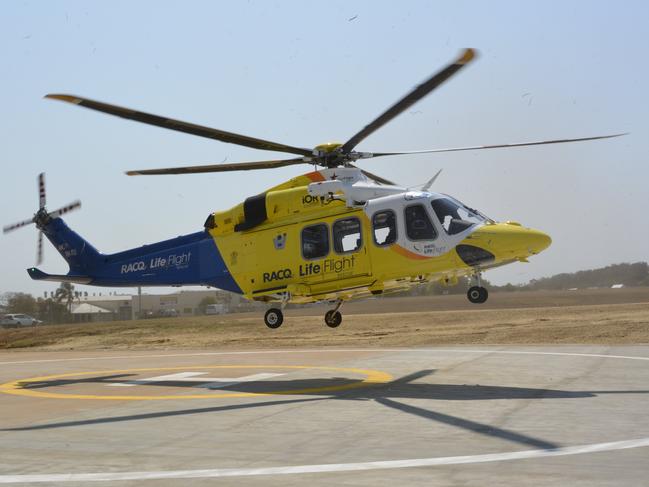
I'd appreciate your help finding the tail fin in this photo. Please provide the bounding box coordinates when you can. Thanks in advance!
[41,217,102,275]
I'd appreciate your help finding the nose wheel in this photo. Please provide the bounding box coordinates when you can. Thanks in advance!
[467,271,488,304]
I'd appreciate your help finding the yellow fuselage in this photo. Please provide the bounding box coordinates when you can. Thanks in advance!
[207,170,551,303]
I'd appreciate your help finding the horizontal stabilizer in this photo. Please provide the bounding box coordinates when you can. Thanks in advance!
[27,267,93,284]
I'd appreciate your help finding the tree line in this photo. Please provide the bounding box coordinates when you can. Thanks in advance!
[390,261,649,296]
[524,262,649,291]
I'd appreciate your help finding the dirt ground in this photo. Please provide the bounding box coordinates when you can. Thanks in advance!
[1,288,647,351]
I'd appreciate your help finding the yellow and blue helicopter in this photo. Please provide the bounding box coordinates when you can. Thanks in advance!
[4,49,622,328]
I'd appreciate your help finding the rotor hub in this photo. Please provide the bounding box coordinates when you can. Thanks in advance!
[311,142,364,168]
[33,207,51,229]
[312,142,343,155]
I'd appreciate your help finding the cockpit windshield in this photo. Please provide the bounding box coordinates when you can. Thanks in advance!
[431,196,486,235]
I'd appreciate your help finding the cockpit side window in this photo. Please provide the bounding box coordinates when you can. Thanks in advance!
[302,223,329,260]
[431,197,483,235]
[404,204,437,241]
[372,210,397,246]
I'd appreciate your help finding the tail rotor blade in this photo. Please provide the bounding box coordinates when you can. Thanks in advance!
[50,200,81,218]
[36,231,44,266]
[38,172,46,209]
[3,218,34,234]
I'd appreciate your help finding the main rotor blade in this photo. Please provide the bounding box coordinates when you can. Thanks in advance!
[45,94,313,157]
[341,48,477,154]
[369,133,627,158]
[38,172,46,209]
[3,219,34,234]
[50,200,81,218]
[126,157,308,176]
[36,231,43,266]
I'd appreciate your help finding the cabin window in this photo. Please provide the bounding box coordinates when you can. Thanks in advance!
[372,210,397,246]
[333,218,362,254]
[404,204,437,241]
[302,223,329,259]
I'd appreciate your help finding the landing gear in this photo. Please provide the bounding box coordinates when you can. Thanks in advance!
[324,299,344,328]
[467,286,488,304]
[264,292,290,329]
[264,308,283,329]
[467,271,488,304]
[325,310,343,328]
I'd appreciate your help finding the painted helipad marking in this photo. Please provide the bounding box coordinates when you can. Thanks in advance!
[0,437,647,483]
[107,372,284,389]
[0,365,393,400]
[1,348,649,366]
[0,348,648,483]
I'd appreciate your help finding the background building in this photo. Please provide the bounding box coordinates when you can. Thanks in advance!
[72,289,250,321]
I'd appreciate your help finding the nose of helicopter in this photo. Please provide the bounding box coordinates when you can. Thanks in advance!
[525,227,552,255]
[460,222,551,265]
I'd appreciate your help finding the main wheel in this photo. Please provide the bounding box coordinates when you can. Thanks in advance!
[467,286,488,304]
[478,286,488,303]
[264,308,283,329]
[324,310,342,328]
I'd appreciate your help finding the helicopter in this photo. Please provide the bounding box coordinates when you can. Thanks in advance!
[4,48,623,328]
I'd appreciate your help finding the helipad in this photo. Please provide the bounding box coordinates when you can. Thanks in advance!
[0,347,647,485]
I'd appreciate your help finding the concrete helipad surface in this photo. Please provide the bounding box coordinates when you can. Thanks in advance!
[0,347,648,485]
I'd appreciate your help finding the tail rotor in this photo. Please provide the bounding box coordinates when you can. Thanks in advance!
[3,173,81,266]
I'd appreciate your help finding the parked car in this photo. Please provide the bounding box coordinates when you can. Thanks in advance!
[0,314,42,327]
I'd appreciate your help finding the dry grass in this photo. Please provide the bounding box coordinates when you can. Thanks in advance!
[1,289,648,350]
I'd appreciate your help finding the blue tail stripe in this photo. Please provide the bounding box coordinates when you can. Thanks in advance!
[36,218,242,294]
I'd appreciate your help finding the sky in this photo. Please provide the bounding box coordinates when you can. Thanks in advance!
[1,0,647,298]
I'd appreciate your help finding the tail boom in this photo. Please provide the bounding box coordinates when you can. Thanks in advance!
[31,218,241,293]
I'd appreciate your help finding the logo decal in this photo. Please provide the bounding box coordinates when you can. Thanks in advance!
[300,255,356,276]
[120,252,192,274]
[121,261,146,274]
[273,233,287,250]
[263,268,293,282]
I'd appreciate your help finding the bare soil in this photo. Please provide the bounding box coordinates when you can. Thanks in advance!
[1,288,647,351]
